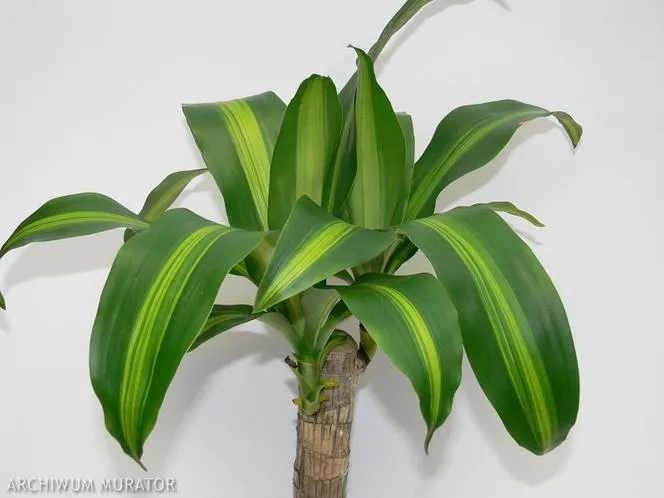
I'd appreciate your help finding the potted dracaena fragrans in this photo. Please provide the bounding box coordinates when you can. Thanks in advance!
[0,1,582,496]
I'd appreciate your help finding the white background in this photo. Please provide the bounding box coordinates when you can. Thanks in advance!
[1,0,662,496]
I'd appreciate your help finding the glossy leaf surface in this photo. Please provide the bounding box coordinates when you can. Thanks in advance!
[402,206,579,454]
[269,75,342,229]
[89,209,263,466]
[347,48,406,229]
[255,196,393,312]
[183,92,286,230]
[0,193,148,258]
[336,273,462,450]
[407,100,583,220]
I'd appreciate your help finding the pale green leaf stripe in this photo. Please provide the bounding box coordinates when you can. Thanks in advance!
[257,221,354,310]
[366,282,442,432]
[202,313,248,333]
[119,225,228,454]
[217,100,271,229]
[417,217,555,448]
[408,109,546,218]
[1,212,149,256]
[294,78,338,203]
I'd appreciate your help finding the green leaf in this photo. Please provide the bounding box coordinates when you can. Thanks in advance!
[368,0,436,61]
[0,193,149,258]
[338,0,437,105]
[321,110,357,216]
[402,206,579,454]
[336,273,463,451]
[407,100,583,220]
[333,0,438,215]
[189,304,263,352]
[471,201,544,227]
[394,112,416,224]
[254,196,393,312]
[0,290,5,311]
[299,287,342,355]
[269,75,343,229]
[347,47,406,229]
[124,169,207,242]
[183,92,286,230]
[89,209,263,467]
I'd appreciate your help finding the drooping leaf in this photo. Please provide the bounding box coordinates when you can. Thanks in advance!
[269,75,343,229]
[0,193,149,258]
[124,169,207,242]
[336,273,463,450]
[189,304,264,352]
[407,100,583,220]
[0,290,5,310]
[402,206,580,454]
[254,196,393,312]
[89,209,263,466]
[470,201,544,227]
[347,47,406,229]
[183,92,286,230]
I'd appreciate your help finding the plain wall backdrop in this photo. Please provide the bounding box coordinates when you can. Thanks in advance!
[1,0,662,496]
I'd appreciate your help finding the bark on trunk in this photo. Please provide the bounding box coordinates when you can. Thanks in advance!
[293,336,363,498]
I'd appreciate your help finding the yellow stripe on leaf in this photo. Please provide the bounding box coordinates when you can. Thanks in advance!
[217,100,271,229]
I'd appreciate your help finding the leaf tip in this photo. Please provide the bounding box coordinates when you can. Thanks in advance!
[424,428,435,455]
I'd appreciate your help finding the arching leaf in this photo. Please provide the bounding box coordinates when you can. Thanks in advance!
[337,273,462,451]
[189,304,263,351]
[0,193,148,258]
[89,209,263,467]
[407,100,582,220]
[125,169,207,241]
[402,206,579,454]
[255,196,393,312]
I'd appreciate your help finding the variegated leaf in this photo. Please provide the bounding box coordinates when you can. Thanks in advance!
[269,75,342,229]
[0,193,148,258]
[254,196,393,312]
[347,47,406,229]
[402,206,579,454]
[407,100,582,220]
[183,92,286,230]
[89,209,263,466]
[336,273,462,450]
[189,304,263,352]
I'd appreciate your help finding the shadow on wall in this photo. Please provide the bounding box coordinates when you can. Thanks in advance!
[364,351,573,488]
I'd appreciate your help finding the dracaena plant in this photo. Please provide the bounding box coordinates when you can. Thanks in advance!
[0,1,582,496]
